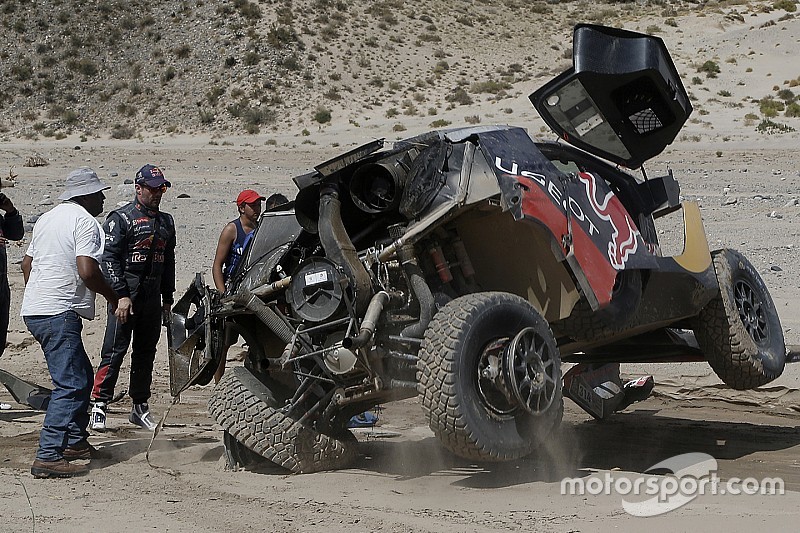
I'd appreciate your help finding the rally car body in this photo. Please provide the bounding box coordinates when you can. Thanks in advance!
[167,24,785,472]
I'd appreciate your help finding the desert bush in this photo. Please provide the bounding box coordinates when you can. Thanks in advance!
[67,58,98,76]
[279,54,301,71]
[207,86,225,106]
[757,119,795,133]
[470,80,512,94]
[446,87,473,105]
[62,109,79,125]
[10,58,33,82]
[785,102,800,117]
[697,60,720,78]
[234,0,262,20]
[760,97,785,117]
[268,25,299,47]
[244,51,261,66]
[430,119,451,128]
[718,90,731,97]
[456,15,473,26]
[199,109,215,124]
[776,88,796,101]
[418,33,441,43]
[173,45,191,59]
[773,0,797,12]
[392,123,406,132]
[324,87,342,100]
[464,115,480,124]
[386,108,399,118]
[161,66,177,84]
[110,124,136,139]
[313,106,332,124]
[691,77,703,85]
[357,53,371,68]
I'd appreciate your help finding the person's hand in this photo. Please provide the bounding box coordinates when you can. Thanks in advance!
[115,297,133,324]
[0,192,15,213]
[161,303,173,327]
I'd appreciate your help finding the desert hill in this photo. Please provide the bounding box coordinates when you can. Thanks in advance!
[1,0,799,144]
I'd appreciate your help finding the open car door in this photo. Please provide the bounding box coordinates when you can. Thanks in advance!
[167,273,219,395]
[529,24,692,169]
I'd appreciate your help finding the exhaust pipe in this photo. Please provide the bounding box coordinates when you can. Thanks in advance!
[318,183,372,314]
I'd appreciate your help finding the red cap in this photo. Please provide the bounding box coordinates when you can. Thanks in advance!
[236,189,265,206]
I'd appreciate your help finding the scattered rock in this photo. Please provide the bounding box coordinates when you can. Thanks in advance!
[123,178,133,184]
[24,155,48,167]
[177,193,191,199]
[784,199,799,207]
[111,172,119,177]
[722,198,737,206]
[117,184,135,197]
[74,146,81,150]
[770,265,783,272]
[26,215,39,224]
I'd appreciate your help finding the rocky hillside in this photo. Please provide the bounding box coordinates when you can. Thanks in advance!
[1,0,798,141]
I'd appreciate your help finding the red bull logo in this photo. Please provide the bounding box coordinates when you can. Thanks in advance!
[576,171,639,269]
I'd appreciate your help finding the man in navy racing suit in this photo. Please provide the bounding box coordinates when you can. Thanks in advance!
[90,164,176,431]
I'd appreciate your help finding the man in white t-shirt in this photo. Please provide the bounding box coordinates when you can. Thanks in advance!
[21,168,119,479]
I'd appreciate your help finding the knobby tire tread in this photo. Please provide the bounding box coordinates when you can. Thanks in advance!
[208,368,356,473]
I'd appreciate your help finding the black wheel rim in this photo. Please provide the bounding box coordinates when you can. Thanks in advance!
[734,278,768,345]
[477,337,516,416]
[505,327,558,415]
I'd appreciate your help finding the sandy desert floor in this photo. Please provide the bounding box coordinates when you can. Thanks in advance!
[0,134,799,532]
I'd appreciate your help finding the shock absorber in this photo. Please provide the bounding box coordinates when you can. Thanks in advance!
[428,242,453,283]
[451,238,475,279]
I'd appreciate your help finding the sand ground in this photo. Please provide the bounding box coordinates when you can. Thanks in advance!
[0,132,799,532]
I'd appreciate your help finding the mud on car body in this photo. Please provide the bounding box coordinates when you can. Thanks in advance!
[167,24,786,473]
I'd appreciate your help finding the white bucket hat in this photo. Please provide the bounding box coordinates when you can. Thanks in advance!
[58,167,110,201]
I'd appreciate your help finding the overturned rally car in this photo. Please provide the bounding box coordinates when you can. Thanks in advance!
[168,24,786,472]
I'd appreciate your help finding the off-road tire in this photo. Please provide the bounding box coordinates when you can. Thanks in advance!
[417,292,563,462]
[554,270,642,341]
[208,366,357,473]
[695,249,785,390]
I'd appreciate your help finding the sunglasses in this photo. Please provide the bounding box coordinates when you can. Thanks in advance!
[143,184,168,193]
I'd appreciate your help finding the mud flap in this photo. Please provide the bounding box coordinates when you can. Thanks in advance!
[167,273,219,396]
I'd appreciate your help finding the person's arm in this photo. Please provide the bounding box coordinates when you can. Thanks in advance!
[77,256,118,311]
[0,193,24,241]
[21,254,32,284]
[161,215,177,311]
[212,223,237,292]
[101,212,131,298]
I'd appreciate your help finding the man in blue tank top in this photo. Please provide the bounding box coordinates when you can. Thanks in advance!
[211,189,265,382]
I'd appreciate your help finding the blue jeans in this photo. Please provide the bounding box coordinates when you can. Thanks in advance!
[24,311,92,461]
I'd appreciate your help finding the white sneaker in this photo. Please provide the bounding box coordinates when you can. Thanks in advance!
[129,403,157,431]
[91,402,107,431]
